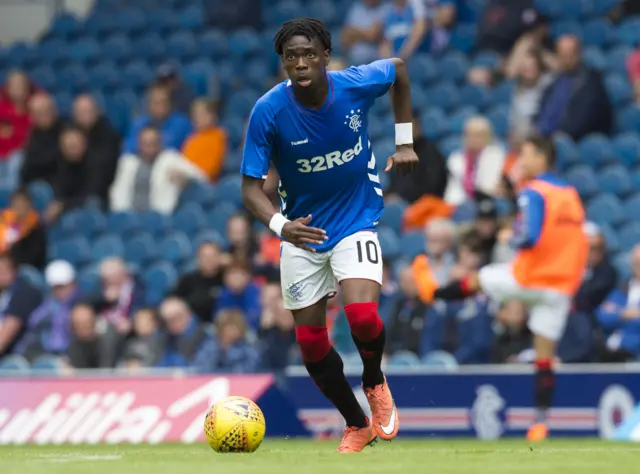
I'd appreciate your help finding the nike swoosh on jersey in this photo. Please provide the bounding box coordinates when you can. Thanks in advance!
[379,405,397,435]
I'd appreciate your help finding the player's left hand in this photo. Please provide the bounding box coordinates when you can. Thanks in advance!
[385,145,419,176]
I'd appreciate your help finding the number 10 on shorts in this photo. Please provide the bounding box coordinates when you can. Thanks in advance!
[356,239,379,264]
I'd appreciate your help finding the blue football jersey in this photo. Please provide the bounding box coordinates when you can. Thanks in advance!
[241,59,397,252]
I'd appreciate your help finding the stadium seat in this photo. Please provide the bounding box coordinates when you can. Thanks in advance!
[399,231,425,260]
[566,165,599,198]
[138,211,168,237]
[600,223,620,254]
[586,194,625,227]
[134,34,167,64]
[407,54,438,86]
[605,74,632,107]
[617,106,640,134]
[614,252,631,280]
[486,105,509,137]
[452,200,477,222]
[411,86,428,112]
[582,18,614,48]
[377,227,400,260]
[106,211,140,237]
[178,6,205,31]
[122,60,154,92]
[419,109,447,140]
[37,38,69,67]
[57,63,90,93]
[606,46,633,76]
[144,262,178,305]
[623,194,640,223]
[228,28,262,57]
[617,223,640,253]
[124,233,158,267]
[583,46,607,71]
[207,203,238,236]
[60,209,106,240]
[421,351,459,369]
[102,34,133,64]
[83,12,117,38]
[158,232,193,265]
[551,20,583,40]
[27,181,53,213]
[447,106,477,135]
[49,237,92,267]
[31,355,63,373]
[438,52,469,83]
[306,0,339,28]
[613,133,640,168]
[438,135,462,157]
[171,204,207,237]
[29,66,57,92]
[472,51,501,69]
[598,165,632,198]
[489,80,514,105]
[214,175,243,207]
[459,84,490,111]
[166,32,198,61]
[0,354,30,372]
[198,29,229,59]
[193,229,227,250]
[89,61,121,92]
[265,0,305,27]
[616,17,640,47]
[69,37,101,65]
[379,202,406,233]
[578,134,614,168]
[449,24,476,53]
[426,82,459,111]
[388,350,421,367]
[373,138,396,170]
[145,8,178,35]
[19,265,45,291]
[92,234,125,262]
[78,266,101,294]
[49,13,81,40]
[119,9,147,36]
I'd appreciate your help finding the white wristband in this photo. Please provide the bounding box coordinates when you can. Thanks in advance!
[395,123,413,146]
[269,213,290,237]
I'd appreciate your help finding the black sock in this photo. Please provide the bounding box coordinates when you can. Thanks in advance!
[534,366,555,422]
[305,347,368,428]
[352,325,386,389]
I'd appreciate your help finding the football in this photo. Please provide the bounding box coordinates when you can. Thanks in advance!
[204,396,266,453]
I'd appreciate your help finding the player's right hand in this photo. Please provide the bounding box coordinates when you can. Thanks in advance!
[282,214,327,252]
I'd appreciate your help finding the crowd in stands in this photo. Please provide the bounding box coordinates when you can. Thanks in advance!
[1,0,640,373]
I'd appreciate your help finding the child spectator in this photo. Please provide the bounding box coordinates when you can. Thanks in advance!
[0,188,46,269]
[216,261,261,330]
[65,303,106,369]
[121,308,164,368]
[181,99,227,181]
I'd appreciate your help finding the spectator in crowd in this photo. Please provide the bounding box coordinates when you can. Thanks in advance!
[444,116,506,206]
[20,94,64,186]
[459,196,500,266]
[111,126,206,214]
[387,113,448,204]
[490,300,531,363]
[124,84,192,154]
[65,303,107,369]
[448,296,493,364]
[194,308,261,373]
[95,258,146,328]
[509,51,553,137]
[627,49,640,105]
[341,0,388,65]
[0,252,43,357]
[217,261,261,330]
[120,307,164,368]
[181,99,227,181]
[535,35,612,140]
[449,230,484,281]
[155,63,196,115]
[575,222,618,315]
[385,266,430,356]
[422,218,457,285]
[0,70,39,189]
[380,0,428,60]
[156,297,207,368]
[45,127,109,223]
[259,282,295,371]
[14,260,78,361]
[595,244,640,362]
[72,94,121,188]
[0,188,46,269]
[173,241,225,323]
[226,213,258,266]
[253,226,281,282]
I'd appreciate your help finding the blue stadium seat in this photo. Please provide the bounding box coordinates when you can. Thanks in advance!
[19,265,45,291]
[89,62,121,92]
[421,350,459,368]
[613,133,640,168]
[586,194,625,227]
[399,231,425,260]
[420,109,447,140]
[623,194,640,223]
[31,355,64,373]
[617,106,640,134]
[54,92,74,115]
[0,188,9,210]
[438,135,462,157]
[78,266,101,294]
[178,6,205,31]
[616,17,640,47]
[193,229,227,250]
[554,135,580,170]
[389,350,421,367]
[145,8,178,35]
[57,63,90,93]
[486,105,509,137]
[426,82,459,111]
[614,252,631,281]
[122,61,154,90]
[158,232,193,265]
[84,12,117,38]
[449,24,476,53]
[29,66,57,92]
[582,19,614,48]
[214,175,243,207]
[452,200,477,222]
[598,165,632,197]
[134,34,167,64]
[49,13,81,40]
[183,59,215,96]
[377,227,400,260]
[551,20,583,40]
[179,181,217,209]
[411,85,428,112]
[27,181,53,213]
[37,38,69,66]
[407,54,438,86]
[438,52,469,83]
[119,9,147,36]
[69,37,101,64]
[228,28,262,57]
[166,32,198,61]
[373,138,396,170]
[583,46,607,71]
[265,0,305,27]
[606,46,633,76]
[0,354,30,372]
[617,223,640,253]
[379,202,406,233]
[138,211,168,237]
[171,204,207,237]
[92,234,125,262]
[605,74,632,107]
[578,134,614,168]
[144,262,178,305]
[102,34,133,64]
[49,237,92,267]
[459,84,490,111]
[446,107,477,135]
[473,51,501,69]
[60,209,106,240]
[489,80,514,105]
[198,29,229,59]
[566,165,599,199]
[599,223,620,254]
[207,204,237,236]
[124,233,158,267]
[306,0,339,28]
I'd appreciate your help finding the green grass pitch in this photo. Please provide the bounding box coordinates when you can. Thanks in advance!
[2,439,640,474]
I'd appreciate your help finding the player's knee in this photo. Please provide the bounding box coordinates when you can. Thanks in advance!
[344,302,382,342]
[295,326,331,363]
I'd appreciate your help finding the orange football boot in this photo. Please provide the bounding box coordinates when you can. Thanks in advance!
[337,418,377,453]
[365,377,400,441]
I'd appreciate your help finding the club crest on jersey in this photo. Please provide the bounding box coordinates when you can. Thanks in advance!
[345,109,362,133]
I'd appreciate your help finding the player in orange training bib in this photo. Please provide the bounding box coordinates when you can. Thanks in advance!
[413,134,588,442]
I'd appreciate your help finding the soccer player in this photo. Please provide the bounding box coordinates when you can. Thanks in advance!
[241,18,418,452]
[413,134,588,442]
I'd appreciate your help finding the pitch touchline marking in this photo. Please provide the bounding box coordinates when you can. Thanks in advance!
[28,454,123,463]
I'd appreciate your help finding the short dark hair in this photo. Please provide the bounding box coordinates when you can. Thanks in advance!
[61,125,85,138]
[273,18,332,56]
[11,187,32,203]
[524,133,556,168]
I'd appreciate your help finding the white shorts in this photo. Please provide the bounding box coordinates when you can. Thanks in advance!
[280,231,383,310]
[478,263,571,341]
